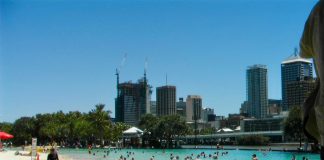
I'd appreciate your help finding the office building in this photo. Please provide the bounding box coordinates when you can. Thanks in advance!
[240,101,250,117]
[150,101,157,116]
[186,95,202,122]
[201,108,214,122]
[176,98,186,117]
[247,65,268,119]
[281,51,313,111]
[286,77,316,109]
[156,85,176,116]
[240,117,284,132]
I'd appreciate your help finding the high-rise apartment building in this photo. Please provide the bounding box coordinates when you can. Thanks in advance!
[247,65,268,119]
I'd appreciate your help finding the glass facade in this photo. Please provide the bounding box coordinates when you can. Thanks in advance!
[246,65,268,119]
[281,54,313,111]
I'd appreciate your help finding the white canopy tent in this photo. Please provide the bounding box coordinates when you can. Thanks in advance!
[217,128,234,133]
[122,127,143,135]
[234,126,241,132]
[122,127,143,147]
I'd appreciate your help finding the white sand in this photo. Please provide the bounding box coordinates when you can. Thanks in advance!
[0,150,73,160]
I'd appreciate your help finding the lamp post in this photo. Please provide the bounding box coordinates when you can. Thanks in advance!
[299,84,303,149]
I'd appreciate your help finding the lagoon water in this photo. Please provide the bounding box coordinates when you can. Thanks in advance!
[59,148,321,160]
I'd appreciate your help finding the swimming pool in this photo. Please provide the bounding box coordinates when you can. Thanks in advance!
[58,148,320,160]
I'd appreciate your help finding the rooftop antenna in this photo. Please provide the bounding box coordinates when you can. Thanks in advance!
[166,73,168,86]
[294,47,298,56]
[144,57,148,78]
[144,57,148,85]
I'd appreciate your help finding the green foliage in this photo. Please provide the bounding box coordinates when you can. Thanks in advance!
[199,127,215,135]
[0,122,13,133]
[11,117,36,145]
[3,104,126,147]
[139,114,189,148]
[139,114,159,133]
[110,122,131,142]
[88,104,112,145]
[73,119,93,140]
[284,106,303,141]
[237,135,270,146]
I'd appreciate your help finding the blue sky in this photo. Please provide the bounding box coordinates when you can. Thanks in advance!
[0,0,318,122]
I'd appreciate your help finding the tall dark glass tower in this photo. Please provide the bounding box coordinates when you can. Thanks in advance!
[281,51,313,111]
[115,71,152,126]
[156,85,176,116]
[247,65,268,119]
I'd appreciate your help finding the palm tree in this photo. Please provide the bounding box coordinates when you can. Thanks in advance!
[88,104,112,147]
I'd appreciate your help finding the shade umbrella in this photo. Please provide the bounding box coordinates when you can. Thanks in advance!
[0,131,13,150]
[0,132,14,140]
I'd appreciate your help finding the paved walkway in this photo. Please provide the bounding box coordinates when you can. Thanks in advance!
[182,143,309,152]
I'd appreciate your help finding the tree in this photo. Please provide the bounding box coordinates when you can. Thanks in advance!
[11,117,36,145]
[6,103,118,147]
[139,114,159,133]
[155,115,189,148]
[284,106,304,143]
[88,104,112,146]
[199,127,215,135]
[139,114,159,147]
[39,121,59,143]
[0,122,13,133]
[111,122,130,142]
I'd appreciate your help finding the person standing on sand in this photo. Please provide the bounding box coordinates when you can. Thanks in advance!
[300,0,324,159]
[47,148,59,160]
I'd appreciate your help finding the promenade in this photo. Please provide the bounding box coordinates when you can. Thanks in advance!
[182,143,310,152]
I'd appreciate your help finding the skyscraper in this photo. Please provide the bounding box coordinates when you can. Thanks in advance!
[240,101,250,117]
[286,77,316,109]
[201,108,214,122]
[281,51,313,111]
[247,65,268,119]
[176,97,186,118]
[156,85,176,116]
[150,101,157,116]
[186,95,202,122]
[115,72,152,126]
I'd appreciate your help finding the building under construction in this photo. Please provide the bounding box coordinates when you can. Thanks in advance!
[115,71,152,126]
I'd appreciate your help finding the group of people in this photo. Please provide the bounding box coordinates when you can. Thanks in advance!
[86,148,235,160]
[115,150,231,160]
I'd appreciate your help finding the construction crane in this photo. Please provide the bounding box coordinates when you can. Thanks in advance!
[115,53,127,95]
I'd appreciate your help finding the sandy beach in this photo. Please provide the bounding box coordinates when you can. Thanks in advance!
[0,150,73,160]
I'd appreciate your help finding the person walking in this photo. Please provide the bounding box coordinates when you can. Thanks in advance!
[300,0,324,159]
[47,148,59,160]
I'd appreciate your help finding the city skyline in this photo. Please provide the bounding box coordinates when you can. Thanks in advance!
[0,0,318,122]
